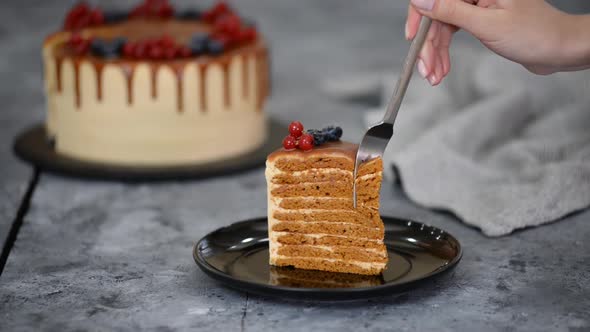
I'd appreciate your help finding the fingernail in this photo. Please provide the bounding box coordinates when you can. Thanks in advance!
[404,21,409,40]
[417,60,428,79]
[411,0,435,11]
[428,74,437,85]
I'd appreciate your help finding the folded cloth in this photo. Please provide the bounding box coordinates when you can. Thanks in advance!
[361,47,590,236]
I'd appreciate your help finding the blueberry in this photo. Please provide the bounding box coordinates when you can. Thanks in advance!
[176,9,202,20]
[191,32,209,45]
[103,10,128,24]
[306,129,327,146]
[90,37,127,58]
[322,126,342,141]
[90,38,107,57]
[207,39,224,55]
[190,33,209,55]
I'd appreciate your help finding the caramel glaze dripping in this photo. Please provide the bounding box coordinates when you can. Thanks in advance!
[198,63,208,112]
[94,62,105,101]
[220,59,231,108]
[73,61,82,109]
[51,42,268,113]
[242,54,249,98]
[122,65,136,105]
[173,66,184,112]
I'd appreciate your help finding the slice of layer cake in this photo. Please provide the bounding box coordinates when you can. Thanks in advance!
[266,128,387,275]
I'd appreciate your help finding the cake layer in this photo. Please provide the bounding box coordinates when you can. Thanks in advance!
[276,197,378,210]
[269,156,382,175]
[271,221,384,239]
[272,209,382,227]
[271,256,386,275]
[272,232,384,249]
[269,267,383,288]
[276,245,387,263]
[269,177,381,201]
[269,168,352,185]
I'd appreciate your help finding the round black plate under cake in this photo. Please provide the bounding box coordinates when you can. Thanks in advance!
[13,119,283,182]
[194,216,462,301]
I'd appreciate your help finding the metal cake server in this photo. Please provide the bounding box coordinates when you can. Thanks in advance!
[353,17,432,208]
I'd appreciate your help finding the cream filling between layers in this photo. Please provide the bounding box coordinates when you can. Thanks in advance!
[270,231,383,244]
[271,255,387,270]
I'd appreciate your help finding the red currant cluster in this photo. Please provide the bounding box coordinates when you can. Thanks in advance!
[64,3,104,30]
[282,121,315,152]
[203,2,257,48]
[122,36,192,60]
[68,32,92,55]
[130,0,174,18]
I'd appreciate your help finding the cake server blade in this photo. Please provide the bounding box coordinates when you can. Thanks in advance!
[353,16,432,208]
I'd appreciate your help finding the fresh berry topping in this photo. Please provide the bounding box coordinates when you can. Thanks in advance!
[133,42,148,58]
[163,47,177,59]
[123,42,136,57]
[72,39,91,55]
[189,33,209,55]
[131,0,174,18]
[304,126,343,146]
[306,129,326,145]
[203,1,231,22]
[69,32,84,46]
[178,46,192,58]
[239,27,257,42]
[215,14,241,36]
[64,3,104,30]
[282,135,297,150]
[322,126,343,141]
[103,10,128,23]
[299,134,315,151]
[89,9,104,25]
[288,121,304,138]
[158,35,175,48]
[207,39,225,55]
[90,37,127,58]
[176,9,202,20]
[149,45,164,59]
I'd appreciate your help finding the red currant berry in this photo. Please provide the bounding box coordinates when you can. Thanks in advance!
[149,46,164,59]
[123,42,136,57]
[163,47,176,59]
[288,121,304,138]
[178,46,192,58]
[241,27,257,42]
[69,32,83,46]
[73,39,90,55]
[282,135,297,150]
[158,35,175,48]
[89,9,104,25]
[133,42,147,58]
[299,134,314,151]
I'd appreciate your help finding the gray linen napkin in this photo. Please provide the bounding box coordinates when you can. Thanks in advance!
[330,47,590,236]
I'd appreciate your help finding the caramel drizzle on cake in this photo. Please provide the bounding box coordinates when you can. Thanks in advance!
[50,44,268,113]
[266,141,388,276]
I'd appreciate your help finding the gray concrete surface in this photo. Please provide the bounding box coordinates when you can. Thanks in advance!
[1,0,589,331]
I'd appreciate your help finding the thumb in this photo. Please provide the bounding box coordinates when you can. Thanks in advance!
[410,0,495,36]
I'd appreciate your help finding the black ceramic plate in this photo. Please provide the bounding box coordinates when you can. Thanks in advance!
[13,119,283,182]
[194,216,462,300]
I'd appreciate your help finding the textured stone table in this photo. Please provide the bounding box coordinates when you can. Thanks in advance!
[1,1,589,331]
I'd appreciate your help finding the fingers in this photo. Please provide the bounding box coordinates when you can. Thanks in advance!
[410,0,496,36]
[406,5,422,40]
[415,20,454,85]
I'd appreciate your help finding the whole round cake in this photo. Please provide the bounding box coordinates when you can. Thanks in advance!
[42,0,270,166]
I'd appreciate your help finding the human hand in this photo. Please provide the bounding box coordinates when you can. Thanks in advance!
[406,0,590,85]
